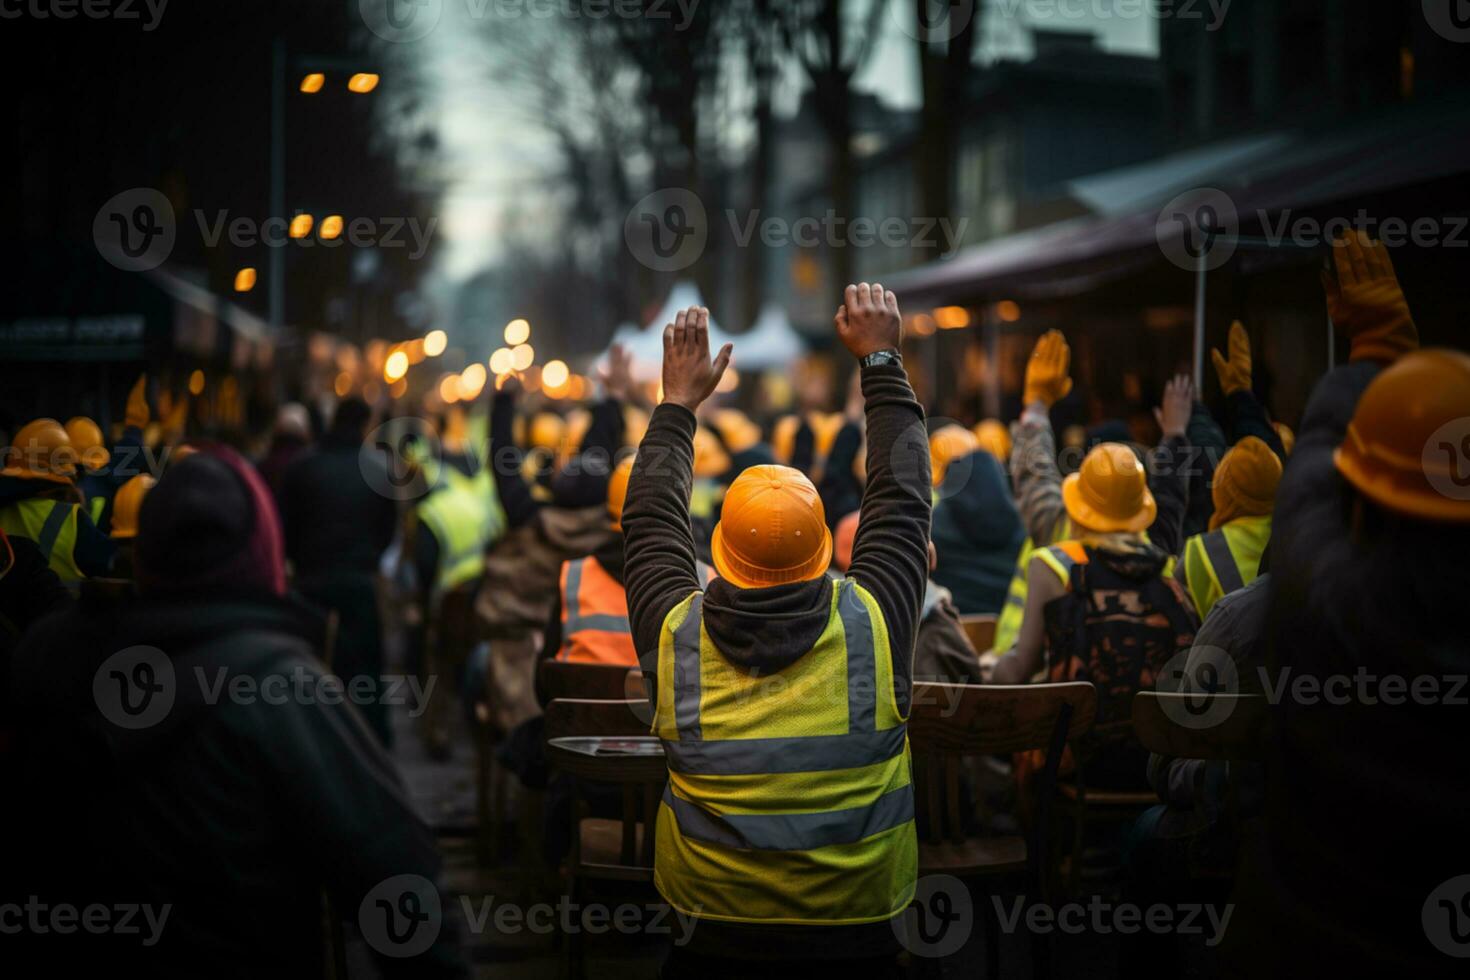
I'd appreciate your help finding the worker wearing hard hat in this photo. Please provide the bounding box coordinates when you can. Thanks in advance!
[65,416,112,526]
[624,288,929,970]
[0,418,116,583]
[105,473,155,579]
[1225,235,1468,978]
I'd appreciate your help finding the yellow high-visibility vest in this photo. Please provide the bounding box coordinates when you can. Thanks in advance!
[0,497,84,582]
[651,578,916,926]
[1178,514,1271,621]
[994,517,1074,653]
[416,465,506,596]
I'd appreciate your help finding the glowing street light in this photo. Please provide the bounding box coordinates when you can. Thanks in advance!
[234,268,258,293]
[439,374,461,404]
[299,73,325,94]
[319,215,344,240]
[384,350,409,382]
[489,348,514,375]
[542,359,569,389]
[289,214,314,239]
[504,318,530,346]
[511,343,534,371]
[458,363,487,400]
[188,369,206,396]
[423,329,447,357]
[347,73,380,94]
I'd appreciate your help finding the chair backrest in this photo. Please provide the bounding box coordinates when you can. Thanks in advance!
[544,697,652,740]
[1131,692,1267,762]
[908,682,1098,756]
[538,660,645,703]
[958,614,998,654]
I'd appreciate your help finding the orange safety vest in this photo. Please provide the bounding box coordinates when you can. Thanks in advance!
[558,556,714,667]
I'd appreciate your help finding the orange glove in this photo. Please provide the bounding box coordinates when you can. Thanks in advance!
[1211,321,1252,395]
[1024,330,1073,408]
[124,373,150,429]
[1325,232,1418,364]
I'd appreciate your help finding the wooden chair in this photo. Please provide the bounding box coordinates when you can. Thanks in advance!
[1131,692,1267,762]
[544,697,665,979]
[908,681,1097,978]
[538,659,647,705]
[1055,714,1158,894]
[959,614,999,654]
[421,580,481,759]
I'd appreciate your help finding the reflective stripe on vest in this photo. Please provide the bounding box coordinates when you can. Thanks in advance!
[417,466,506,595]
[994,517,1074,653]
[653,579,916,926]
[88,495,106,526]
[1035,540,1089,588]
[559,556,636,666]
[1181,514,1270,620]
[0,498,84,583]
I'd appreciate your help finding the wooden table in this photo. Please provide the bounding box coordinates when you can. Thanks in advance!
[545,735,668,782]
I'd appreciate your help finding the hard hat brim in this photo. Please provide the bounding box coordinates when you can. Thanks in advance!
[0,465,76,485]
[709,519,834,590]
[1061,471,1156,534]
[1334,445,1470,523]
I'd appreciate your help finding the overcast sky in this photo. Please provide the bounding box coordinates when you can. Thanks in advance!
[420,2,1160,282]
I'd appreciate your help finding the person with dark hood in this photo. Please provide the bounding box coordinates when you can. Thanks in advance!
[257,402,312,501]
[930,447,1024,617]
[279,397,399,747]
[7,447,466,976]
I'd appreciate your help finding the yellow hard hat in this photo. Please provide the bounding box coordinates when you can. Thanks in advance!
[528,412,564,452]
[1273,421,1295,456]
[3,419,77,484]
[1210,436,1282,531]
[929,425,980,487]
[65,416,110,471]
[692,427,732,479]
[710,464,832,588]
[973,419,1012,463]
[1334,348,1470,523]
[607,456,635,531]
[110,473,157,540]
[562,408,592,459]
[1062,443,1156,533]
[771,415,800,465]
[712,409,762,454]
[811,412,844,458]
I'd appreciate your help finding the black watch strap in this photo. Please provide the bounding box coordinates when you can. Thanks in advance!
[859,348,902,369]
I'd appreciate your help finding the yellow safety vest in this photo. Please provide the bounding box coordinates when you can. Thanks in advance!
[0,497,85,583]
[1178,514,1271,621]
[651,578,917,926]
[1033,538,1178,590]
[416,466,506,596]
[88,494,106,526]
[994,517,1074,653]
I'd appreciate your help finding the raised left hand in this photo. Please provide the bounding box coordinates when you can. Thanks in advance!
[661,306,732,413]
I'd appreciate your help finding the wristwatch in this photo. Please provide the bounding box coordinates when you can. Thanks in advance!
[859,348,902,369]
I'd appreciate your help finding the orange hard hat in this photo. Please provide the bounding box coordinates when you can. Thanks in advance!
[528,412,564,452]
[607,455,635,531]
[973,419,1012,463]
[692,427,732,479]
[929,425,980,487]
[1334,348,1470,523]
[710,464,833,589]
[1210,435,1282,531]
[3,419,77,484]
[1062,442,1156,533]
[833,509,860,572]
[1273,421,1295,456]
[65,416,110,471]
[110,473,157,540]
[771,415,800,464]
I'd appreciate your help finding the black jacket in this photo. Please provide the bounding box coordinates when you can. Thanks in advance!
[279,437,397,583]
[5,592,466,977]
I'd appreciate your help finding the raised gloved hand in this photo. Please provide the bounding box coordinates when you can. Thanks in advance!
[1325,232,1418,364]
[1023,329,1073,408]
[124,373,150,429]
[1211,321,1252,395]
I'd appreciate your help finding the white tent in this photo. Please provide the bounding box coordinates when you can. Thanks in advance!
[600,281,734,381]
[733,303,806,369]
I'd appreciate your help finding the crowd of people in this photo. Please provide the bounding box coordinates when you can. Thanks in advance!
[0,233,1465,977]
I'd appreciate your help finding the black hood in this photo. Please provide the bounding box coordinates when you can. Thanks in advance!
[700,575,833,673]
